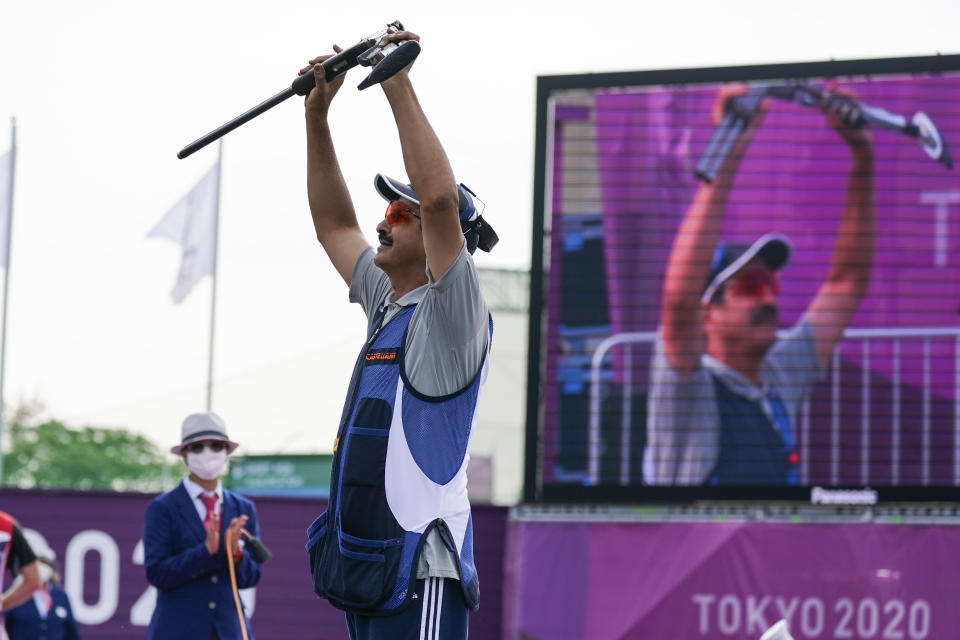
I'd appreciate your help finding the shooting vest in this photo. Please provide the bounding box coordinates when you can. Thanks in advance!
[708,378,796,484]
[307,305,489,616]
[0,510,15,627]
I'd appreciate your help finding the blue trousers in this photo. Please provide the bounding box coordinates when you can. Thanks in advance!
[346,578,469,640]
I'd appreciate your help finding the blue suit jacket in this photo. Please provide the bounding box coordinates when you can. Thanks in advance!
[4,585,80,640]
[143,482,261,640]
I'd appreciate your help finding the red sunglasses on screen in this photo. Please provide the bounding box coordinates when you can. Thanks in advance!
[384,200,420,226]
[728,268,780,298]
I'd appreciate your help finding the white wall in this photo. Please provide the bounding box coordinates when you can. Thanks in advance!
[470,310,529,505]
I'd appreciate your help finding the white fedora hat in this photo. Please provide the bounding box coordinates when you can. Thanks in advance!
[170,412,239,455]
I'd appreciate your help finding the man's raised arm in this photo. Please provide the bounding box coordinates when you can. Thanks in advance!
[805,88,876,369]
[660,86,767,374]
[304,48,369,286]
[378,31,463,280]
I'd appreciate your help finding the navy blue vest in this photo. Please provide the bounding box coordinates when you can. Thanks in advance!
[307,305,486,616]
[708,377,794,484]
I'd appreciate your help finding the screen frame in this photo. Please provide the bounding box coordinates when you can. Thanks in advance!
[524,53,960,504]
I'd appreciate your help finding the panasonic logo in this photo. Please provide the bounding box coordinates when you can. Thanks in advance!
[810,486,878,505]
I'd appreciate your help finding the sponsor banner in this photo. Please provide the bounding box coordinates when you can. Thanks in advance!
[505,519,958,639]
[1,488,506,639]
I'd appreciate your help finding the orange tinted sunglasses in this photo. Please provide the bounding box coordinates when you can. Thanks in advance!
[729,268,780,298]
[384,200,420,226]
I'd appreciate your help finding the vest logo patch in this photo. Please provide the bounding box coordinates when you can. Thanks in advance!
[365,349,398,364]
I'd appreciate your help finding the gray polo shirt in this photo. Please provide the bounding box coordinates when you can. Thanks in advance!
[643,318,821,485]
[349,244,489,578]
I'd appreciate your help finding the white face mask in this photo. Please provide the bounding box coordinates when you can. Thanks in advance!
[186,447,228,480]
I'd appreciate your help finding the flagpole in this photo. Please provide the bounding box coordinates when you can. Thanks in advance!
[0,118,16,484]
[206,141,222,412]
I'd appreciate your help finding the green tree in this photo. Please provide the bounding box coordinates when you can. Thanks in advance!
[2,404,179,491]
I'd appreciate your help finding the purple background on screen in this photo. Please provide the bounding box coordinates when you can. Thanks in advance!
[594,76,960,341]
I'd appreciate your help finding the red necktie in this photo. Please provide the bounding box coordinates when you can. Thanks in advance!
[40,586,53,614]
[199,494,218,531]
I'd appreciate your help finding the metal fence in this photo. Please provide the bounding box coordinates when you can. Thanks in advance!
[587,327,960,486]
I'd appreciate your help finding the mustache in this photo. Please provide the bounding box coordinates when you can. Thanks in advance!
[751,304,779,325]
[378,231,393,245]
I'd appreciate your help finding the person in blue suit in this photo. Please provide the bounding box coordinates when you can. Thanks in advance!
[143,412,261,639]
[4,557,80,640]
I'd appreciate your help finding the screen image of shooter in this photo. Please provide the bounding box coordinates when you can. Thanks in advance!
[529,55,960,501]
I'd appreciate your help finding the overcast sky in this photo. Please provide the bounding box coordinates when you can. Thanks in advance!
[1,0,958,460]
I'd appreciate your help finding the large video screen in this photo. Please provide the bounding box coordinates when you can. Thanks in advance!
[525,55,960,502]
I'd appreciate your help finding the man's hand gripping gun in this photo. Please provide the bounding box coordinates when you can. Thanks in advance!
[177,20,420,159]
[695,83,953,183]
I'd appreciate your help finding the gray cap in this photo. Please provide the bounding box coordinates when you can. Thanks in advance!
[373,173,498,254]
[701,232,792,304]
[170,412,239,455]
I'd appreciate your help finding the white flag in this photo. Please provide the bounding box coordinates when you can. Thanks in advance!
[0,149,12,269]
[148,162,219,304]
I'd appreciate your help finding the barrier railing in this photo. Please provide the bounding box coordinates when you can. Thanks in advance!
[587,327,960,486]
